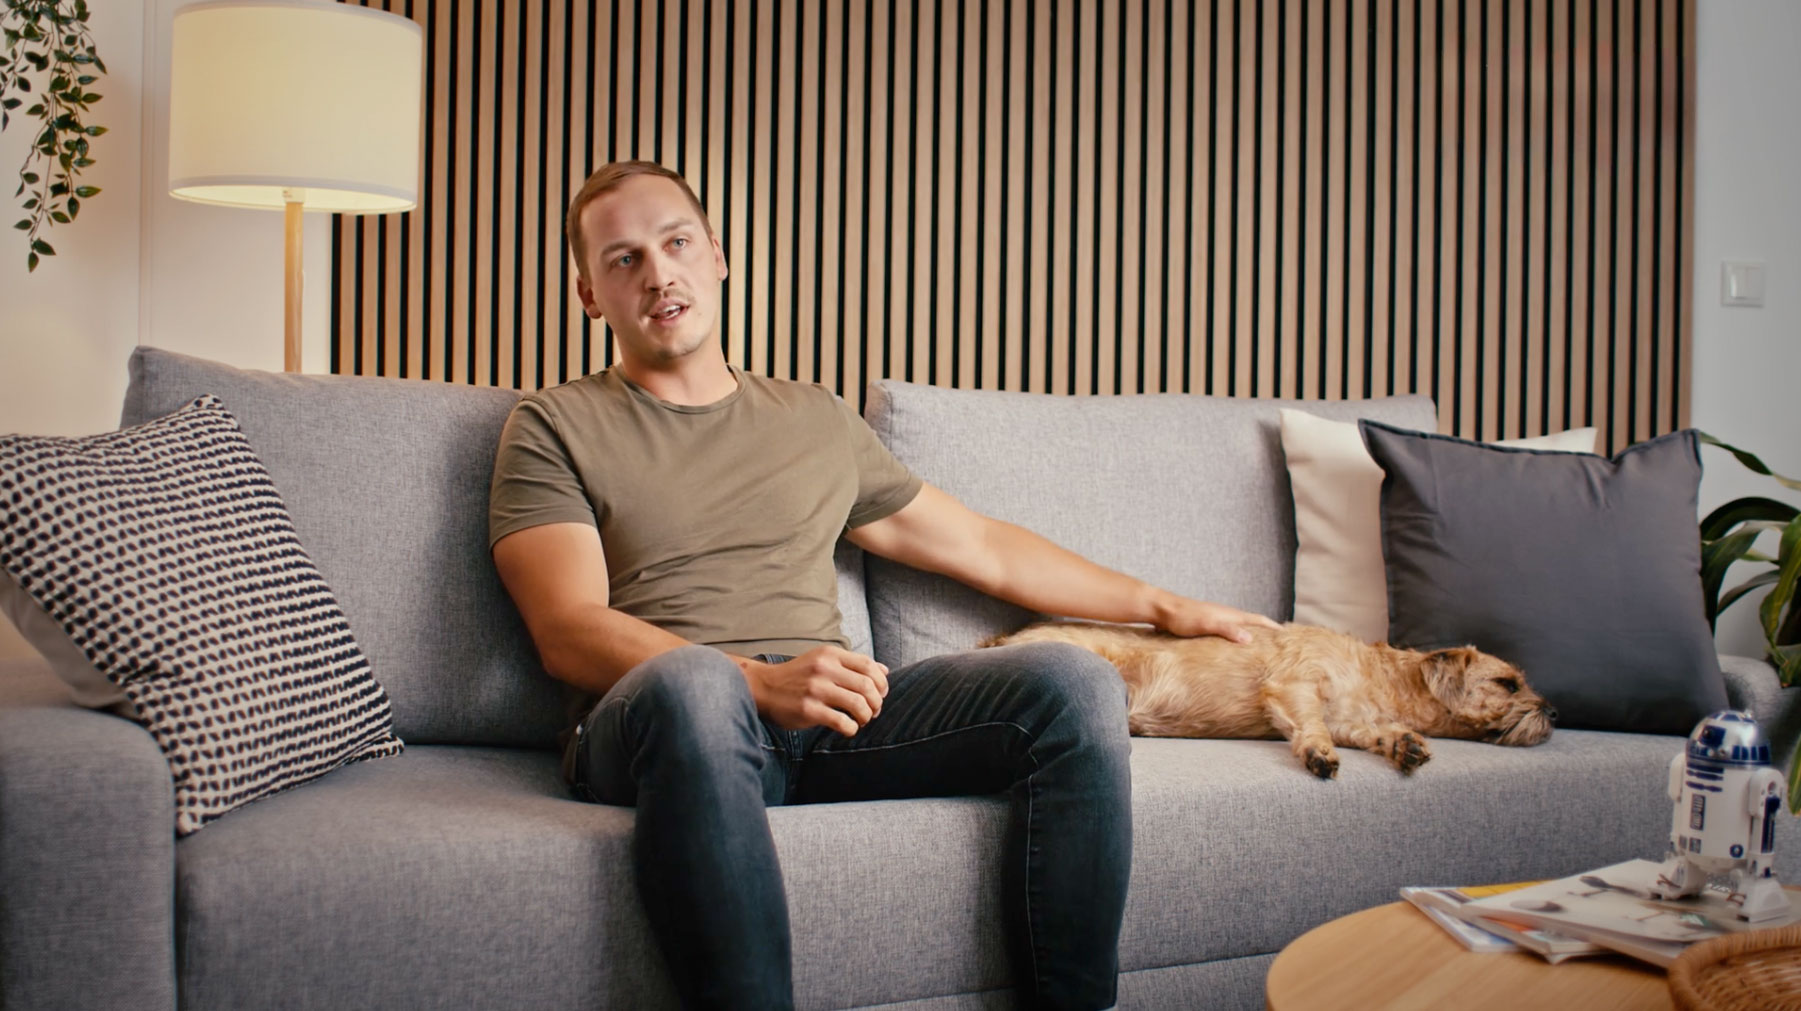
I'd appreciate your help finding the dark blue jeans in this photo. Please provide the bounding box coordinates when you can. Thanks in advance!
[570,640,1132,1011]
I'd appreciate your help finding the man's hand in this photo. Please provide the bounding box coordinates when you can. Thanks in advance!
[1155,598,1281,643]
[737,646,891,737]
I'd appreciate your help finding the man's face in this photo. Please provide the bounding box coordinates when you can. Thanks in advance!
[574,175,728,366]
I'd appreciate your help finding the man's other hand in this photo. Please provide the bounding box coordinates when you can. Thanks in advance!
[1156,599,1281,644]
[739,646,891,737]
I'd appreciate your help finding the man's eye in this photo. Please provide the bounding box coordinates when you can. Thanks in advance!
[614,253,634,268]
[671,237,689,250]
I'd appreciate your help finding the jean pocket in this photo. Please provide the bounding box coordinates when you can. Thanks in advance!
[566,719,601,804]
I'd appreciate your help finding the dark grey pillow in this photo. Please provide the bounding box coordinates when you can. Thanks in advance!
[1360,421,1727,735]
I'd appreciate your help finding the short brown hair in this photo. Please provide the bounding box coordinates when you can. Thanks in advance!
[566,161,712,278]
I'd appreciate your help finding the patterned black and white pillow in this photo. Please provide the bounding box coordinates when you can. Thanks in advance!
[0,396,403,835]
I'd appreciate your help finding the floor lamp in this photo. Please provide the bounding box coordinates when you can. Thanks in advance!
[167,0,423,373]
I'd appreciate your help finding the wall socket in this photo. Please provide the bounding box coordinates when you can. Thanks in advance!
[1722,260,1766,308]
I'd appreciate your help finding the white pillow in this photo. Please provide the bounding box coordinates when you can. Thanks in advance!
[1280,409,1598,642]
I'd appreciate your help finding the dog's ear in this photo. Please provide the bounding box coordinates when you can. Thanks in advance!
[1420,647,1478,708]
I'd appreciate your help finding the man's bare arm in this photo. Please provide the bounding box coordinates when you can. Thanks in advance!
[846,484,1278,641]
[492,522,889,734]
[492,522,693,697]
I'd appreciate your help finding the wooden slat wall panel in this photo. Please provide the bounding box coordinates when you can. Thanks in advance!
[333,0,1693,452]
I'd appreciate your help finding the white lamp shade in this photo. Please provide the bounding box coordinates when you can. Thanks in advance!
[169,0,423,214]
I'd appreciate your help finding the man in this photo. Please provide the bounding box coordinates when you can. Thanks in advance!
[489,160,1274,1010]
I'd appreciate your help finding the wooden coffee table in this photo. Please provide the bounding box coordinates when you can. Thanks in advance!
[1265,900,1672,1011]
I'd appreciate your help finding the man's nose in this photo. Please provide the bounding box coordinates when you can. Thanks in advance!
[641,250,676,289]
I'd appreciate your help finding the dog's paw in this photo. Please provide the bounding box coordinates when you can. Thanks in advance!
[1302,746,1340,779]
[1392,732,1431,773]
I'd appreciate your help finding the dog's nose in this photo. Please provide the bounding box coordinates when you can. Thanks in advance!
[1541,703,1558,722]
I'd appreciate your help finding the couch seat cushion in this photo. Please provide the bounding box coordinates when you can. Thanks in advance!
[173,728,1801,1011]
[172,745,1009,1011]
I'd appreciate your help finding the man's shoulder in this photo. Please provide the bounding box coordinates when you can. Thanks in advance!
[513,370,624,423]
[739,371,851,413]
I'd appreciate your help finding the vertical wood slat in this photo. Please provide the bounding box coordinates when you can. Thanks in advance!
[332,0,1693,452]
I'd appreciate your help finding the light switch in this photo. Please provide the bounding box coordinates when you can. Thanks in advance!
[1722,260,1766,308]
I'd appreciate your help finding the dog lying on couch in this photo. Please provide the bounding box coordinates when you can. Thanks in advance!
[984,622,1556,778]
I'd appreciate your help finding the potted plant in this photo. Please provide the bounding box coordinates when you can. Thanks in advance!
[1697,433,1801,804]
[0,0,106,272]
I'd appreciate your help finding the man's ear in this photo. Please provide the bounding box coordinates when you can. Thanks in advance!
[576,275,602,320]
[712,233,729,281]
[1421,647,1476,708]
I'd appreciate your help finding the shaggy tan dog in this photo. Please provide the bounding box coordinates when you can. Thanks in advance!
[983,622,1555,777]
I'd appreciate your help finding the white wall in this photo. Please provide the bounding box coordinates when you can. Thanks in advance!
[0,1,145,658]
[0,0,328,659]
[1691,0,1801,656]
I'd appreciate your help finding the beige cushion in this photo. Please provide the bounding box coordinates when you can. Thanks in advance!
[1280,409,1598,642]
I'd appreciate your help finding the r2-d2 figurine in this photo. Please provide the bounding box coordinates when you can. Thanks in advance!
[1649,710,1788,922]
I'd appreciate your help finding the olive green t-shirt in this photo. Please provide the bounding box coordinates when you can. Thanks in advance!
[488,366,922,658]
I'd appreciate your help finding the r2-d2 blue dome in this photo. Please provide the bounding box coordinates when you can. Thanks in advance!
[1649,710,1788,922]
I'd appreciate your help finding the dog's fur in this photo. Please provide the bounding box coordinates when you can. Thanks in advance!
[982,622,1555,777]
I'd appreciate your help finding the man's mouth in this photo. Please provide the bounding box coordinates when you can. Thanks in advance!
[648,299,688,323]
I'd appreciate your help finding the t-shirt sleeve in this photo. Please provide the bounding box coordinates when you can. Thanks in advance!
[488,397,601,548]
[837,395,923,528]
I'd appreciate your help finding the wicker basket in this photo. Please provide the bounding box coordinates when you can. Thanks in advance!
[1669,924,1801,1011]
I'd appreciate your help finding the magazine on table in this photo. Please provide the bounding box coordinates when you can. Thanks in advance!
[1399,883,1606,961]
[1457,858,1801,968]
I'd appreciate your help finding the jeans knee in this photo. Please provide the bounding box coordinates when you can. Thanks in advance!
[1012,640,1130,732]
[624,645,761,752]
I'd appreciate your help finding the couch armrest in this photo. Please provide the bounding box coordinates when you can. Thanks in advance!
[0,660,175,1011]
[1721,653,1801,769]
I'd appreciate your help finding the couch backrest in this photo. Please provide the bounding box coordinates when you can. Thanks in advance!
[122,348,874,747]
[860,380,1439,667]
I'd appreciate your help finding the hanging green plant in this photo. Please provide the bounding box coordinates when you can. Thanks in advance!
[0,0,105,273]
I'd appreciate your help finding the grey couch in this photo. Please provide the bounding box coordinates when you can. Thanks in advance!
[3,346,1797,1011]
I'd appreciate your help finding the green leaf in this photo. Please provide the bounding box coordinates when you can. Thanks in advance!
[24,102,42,116]
[12,219,29,230]
[1702,527,1766,627]
[27,250,37,271]
[1719,571,1781,617]
[16,75,28,91]
[1774,642,1801,689]
[1,98,18,110]
[1700,497,1799,542]
[31,238,53,255]
[73,157,91,167]
[66,196,77,217]
[93,56,106,74]
[1761,517,1801,646]
[50,210,68,223]
[21,196,36,209]
[1699,431,1801,492]
[22,172,38,184]
[76,75,94,85]
[48,181,66,196]
[1789,740,1801,813]
[73,185,98,197]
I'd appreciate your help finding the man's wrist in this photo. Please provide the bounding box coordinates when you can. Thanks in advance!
[1142,586,1179,631]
